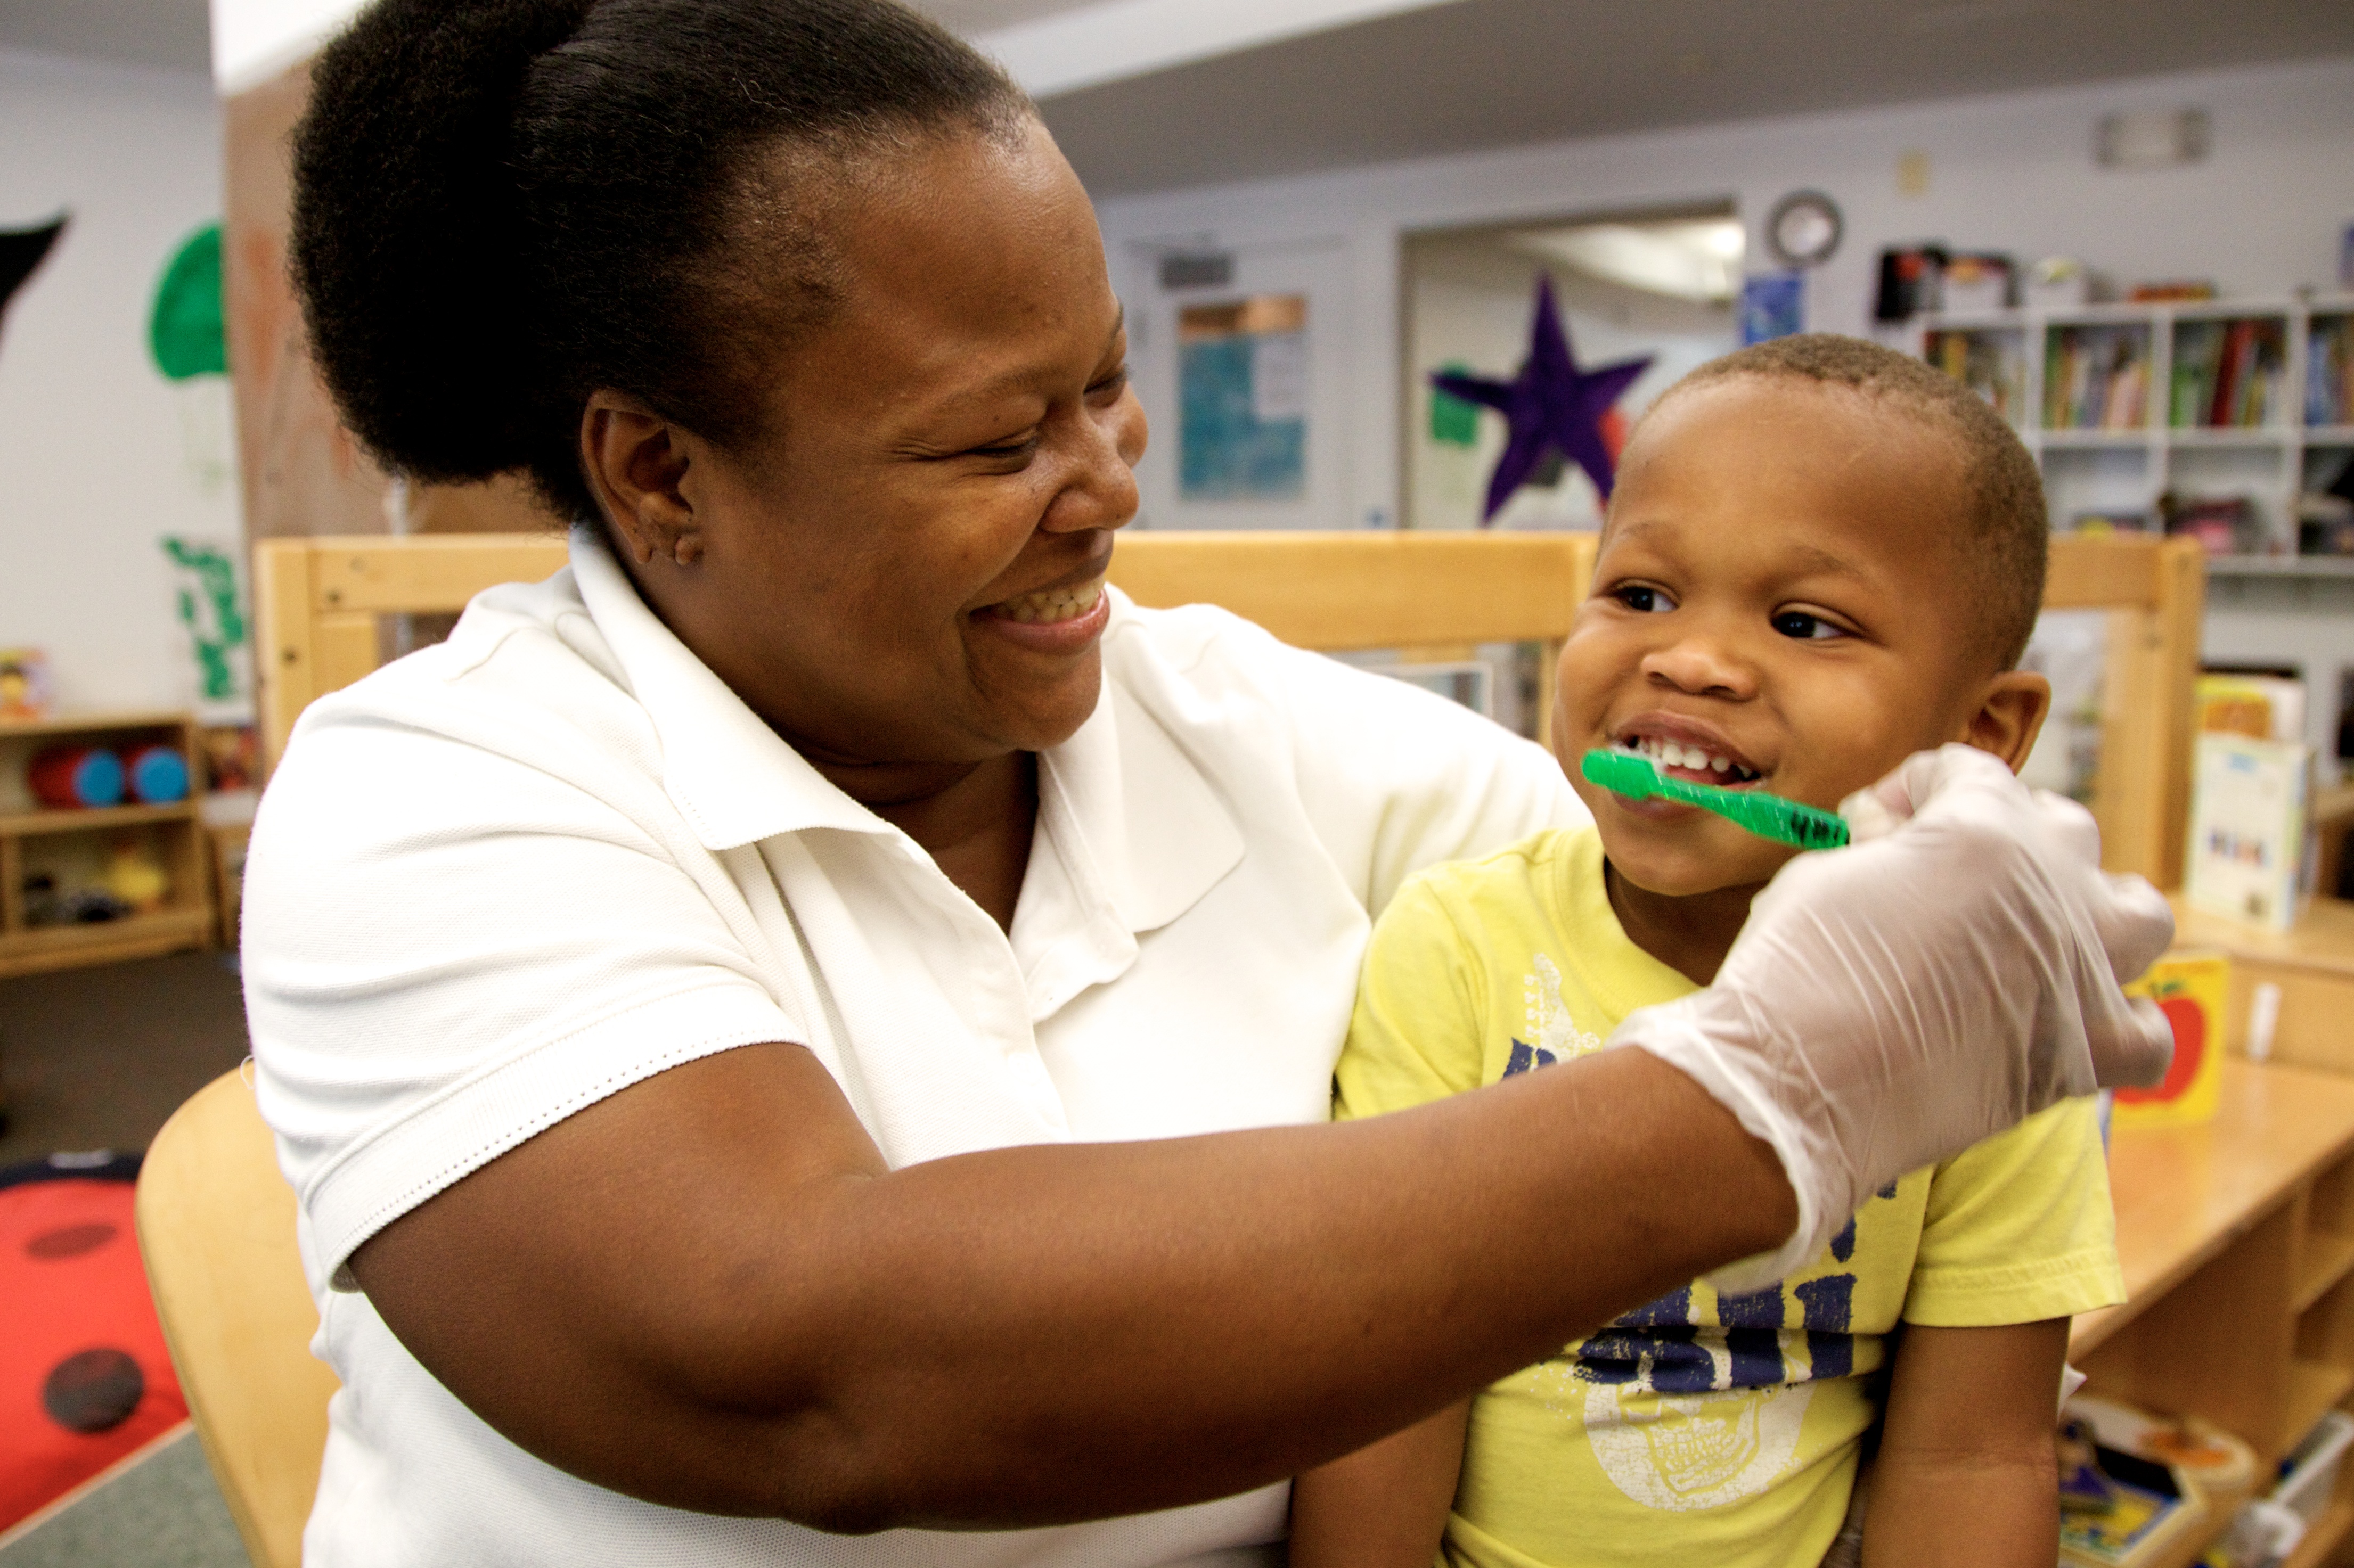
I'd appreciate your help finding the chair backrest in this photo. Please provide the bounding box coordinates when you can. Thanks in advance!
[135,1070,339,1568]
[253,530,2204,885]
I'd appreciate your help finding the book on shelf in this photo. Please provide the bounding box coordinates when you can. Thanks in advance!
[2044,325,2148,431]
[1924,329,2022,422]
[2171,317,2285,429]
[2309,313,2353,428]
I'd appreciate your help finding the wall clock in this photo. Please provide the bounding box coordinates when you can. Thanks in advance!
[1765,190,1843,269]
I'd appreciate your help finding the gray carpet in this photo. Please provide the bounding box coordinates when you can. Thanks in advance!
[0,950,251,1165]
[0,1429,247,1568]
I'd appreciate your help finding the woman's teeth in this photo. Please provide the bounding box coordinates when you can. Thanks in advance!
[995,580,1104,625]
[1621,735,1760,782]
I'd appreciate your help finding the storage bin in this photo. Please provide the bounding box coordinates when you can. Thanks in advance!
[2272,1409,2354,1528]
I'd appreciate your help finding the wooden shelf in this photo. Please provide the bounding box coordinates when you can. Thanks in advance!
[0,709,193,742]
[0,908,210,980]
[2284,1360,2354,1453]
[2301,1234,2354,1314]
[2286,1498,2354,1568]
[2074,1061,2354,1358]
[0,801,198,838]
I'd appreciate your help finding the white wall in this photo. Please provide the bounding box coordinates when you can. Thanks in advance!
[0,48,240,716]
[1094,53,2354,538]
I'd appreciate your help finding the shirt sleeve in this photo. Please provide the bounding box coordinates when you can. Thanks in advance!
[1333,872,1491,1122]
[243,707,800,1294]
[1901,1097,2124,1327]
[1269,637,1588,918]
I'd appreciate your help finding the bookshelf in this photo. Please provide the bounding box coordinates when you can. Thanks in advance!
[1917,297,2354,570]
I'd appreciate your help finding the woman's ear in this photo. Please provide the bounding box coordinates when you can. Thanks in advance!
[1957,670,2053,774]
[581,392,705,567]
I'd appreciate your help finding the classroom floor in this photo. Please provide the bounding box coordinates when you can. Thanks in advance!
[0,950,254,1567]
[0,950,251,1165]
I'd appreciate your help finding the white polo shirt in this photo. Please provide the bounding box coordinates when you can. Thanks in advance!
[243,527,1583,1568]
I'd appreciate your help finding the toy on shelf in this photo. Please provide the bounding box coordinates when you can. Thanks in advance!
[28,745,127,809]
[102,837,169,914]
[0,648,50,720]
[122,745,189,804]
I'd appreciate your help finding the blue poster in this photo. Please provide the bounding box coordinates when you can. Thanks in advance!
[1740,272,1805,346]
[1179,295,1307,502]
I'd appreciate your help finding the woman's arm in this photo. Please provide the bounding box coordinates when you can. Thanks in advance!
[1860,1320,2067,1568]
[350,1039,1788,1531]
[1290,1401,1470,1568]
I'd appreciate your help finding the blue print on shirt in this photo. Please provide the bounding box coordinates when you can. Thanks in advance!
[1795,1275,1856,1378]
[1504,1039,1557,1077]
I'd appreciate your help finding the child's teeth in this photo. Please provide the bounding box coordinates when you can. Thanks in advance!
[1710,754,1729,773]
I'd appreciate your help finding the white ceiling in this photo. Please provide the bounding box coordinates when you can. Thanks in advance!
[1034,0,2354,197]
[0,0,212,72]
[7,0,2350,206]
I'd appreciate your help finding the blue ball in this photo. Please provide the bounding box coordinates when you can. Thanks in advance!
[71,750,126,807]
[125,747,189,804]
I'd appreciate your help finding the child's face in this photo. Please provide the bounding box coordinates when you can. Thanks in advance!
[1556,375,2049,899]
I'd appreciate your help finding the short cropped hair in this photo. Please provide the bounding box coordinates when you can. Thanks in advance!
[1641,334,2047,670]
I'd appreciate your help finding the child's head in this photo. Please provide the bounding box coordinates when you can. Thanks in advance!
[1557,333,2051,900]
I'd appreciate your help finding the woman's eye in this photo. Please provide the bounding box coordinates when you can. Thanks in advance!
[1615,585,1675,613]
[969,435,1039,460]
[1088,367,1131,400]
[1773,611,1846,641]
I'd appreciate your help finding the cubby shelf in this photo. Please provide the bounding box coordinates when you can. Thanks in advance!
[2295,1233,2354,1315]
[1916,296,2354,558]
[0,800,199,839]
[0,711,214,979]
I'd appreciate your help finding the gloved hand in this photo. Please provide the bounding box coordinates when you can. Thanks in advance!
[1609,744,2175,1289]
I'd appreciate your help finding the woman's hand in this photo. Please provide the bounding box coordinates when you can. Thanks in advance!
[1611,744,2173,1286]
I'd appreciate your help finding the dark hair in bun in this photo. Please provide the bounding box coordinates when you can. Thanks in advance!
[291,0,1029,519]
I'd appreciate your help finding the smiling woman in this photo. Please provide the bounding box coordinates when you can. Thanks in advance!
[241,2,2175,1565]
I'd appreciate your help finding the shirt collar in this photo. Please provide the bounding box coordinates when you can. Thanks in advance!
[569,526,886,849]
[1040,604,1245,935]
[569,531,1245,935]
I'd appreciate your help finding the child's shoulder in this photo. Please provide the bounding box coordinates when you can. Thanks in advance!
[1393,824,1598,913]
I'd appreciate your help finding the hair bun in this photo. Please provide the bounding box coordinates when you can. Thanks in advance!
[291,0,591,484]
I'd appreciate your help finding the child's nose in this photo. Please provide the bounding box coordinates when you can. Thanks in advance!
[1641,636,1757,700]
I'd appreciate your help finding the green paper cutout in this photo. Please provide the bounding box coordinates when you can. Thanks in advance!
[150,224,225,381]
[163,538,248,701]
[1429,360,1479,447]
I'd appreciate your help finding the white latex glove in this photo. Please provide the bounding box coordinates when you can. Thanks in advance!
[1609,744,2175,1289]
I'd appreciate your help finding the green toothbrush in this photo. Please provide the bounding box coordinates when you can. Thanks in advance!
[1580,749,1850,851]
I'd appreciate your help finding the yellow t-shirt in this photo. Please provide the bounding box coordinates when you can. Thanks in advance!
[1334,827,2125,1568]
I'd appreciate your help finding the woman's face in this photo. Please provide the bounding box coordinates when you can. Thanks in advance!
[605,118,1145,786]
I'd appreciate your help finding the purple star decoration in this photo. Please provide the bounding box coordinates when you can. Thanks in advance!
[1432,275,1652,524]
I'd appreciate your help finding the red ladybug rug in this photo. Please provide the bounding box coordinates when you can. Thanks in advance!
[0,1154,188,1532]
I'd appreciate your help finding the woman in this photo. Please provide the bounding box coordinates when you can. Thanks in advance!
[248,1,2170,1563]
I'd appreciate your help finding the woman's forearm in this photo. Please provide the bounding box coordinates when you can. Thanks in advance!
[351,1039,1791,1529]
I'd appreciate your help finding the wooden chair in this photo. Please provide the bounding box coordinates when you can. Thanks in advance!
[256,529,2206,885]
[135,1070,339,1568]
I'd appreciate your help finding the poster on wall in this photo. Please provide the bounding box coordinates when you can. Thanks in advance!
[1178,294,1309,502]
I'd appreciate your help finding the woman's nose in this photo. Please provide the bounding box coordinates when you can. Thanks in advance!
[1041,391,1145,535]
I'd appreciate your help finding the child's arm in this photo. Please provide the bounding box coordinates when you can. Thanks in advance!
[1290,1400,1471,1568]
[1860,1319,2068,1567]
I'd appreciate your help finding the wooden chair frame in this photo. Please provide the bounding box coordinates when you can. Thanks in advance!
[255,530,2204,885]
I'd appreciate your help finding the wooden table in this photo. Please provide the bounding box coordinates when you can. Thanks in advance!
[2074,1058,2354,1567]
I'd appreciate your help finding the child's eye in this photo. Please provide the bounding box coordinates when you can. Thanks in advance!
[1773,611,1846,641]
[1615,585,1676,613]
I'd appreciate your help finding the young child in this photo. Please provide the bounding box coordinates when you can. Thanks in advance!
[1289,335,2123,1568]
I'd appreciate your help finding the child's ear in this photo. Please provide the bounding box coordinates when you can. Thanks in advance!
[1957,671,2051,774]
